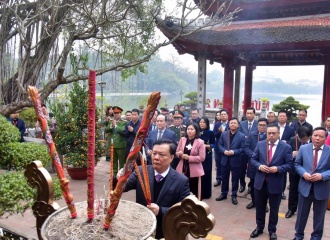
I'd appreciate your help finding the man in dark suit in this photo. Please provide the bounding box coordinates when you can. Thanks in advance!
[250,123,293,240]
[293,127,330,240]
[124,109,141,160]
[213,109,229,187]
[244,118,268,209]
[189,108,201,124]
[267,112,277,124]
[239,107,258,193]
[146,114,176,164]
[8,113,26,142]
[285,126,311,219]
[147,110,159,135]
[278,110,295,143]
[277,110,295,200]
[215,117,245,205]
[125,139,190,239]
[290,109,313,133]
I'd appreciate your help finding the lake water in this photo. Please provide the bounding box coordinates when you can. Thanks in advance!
[252,93,323,127]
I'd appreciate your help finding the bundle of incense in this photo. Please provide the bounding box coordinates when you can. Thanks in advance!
[133,150,151,204]
[27,86,77,218]
[87,70,96,222]
[103,92,160,229]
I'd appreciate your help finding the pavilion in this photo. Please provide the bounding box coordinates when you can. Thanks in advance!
[157,0,330,120]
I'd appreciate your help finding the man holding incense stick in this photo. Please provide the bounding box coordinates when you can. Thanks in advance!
[124,139,190,239]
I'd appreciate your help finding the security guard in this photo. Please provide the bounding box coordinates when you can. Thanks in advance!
[169,110,186,143]
[105,106,126,174]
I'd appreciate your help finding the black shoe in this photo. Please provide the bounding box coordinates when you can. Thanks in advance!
[247,187,251,194]
[215,194,227,201]
[285,210,294,218]
[266,206,269,212]
[246,201,255,209]
[250,228,263,238]
[232,197,238,205]
[214,181,221,187]
[269,232,277,240]
[239,186,246,193]
[281,193,286,200]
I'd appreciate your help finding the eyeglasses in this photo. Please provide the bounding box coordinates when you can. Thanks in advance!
[258,124,267,127]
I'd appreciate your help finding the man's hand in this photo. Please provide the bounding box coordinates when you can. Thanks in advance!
[224,150,233,156]
[128,126,133,132]
[147,203,159,216]
[292,151,298,158]
[111,119,116,127]
[310,173,323,182]
[303,172,312,181]
[268,166,278,173]
[147,149,152,155]
[259,165,270,173]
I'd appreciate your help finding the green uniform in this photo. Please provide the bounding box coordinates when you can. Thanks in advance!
[105,120,126,173]
[169,125,186,143]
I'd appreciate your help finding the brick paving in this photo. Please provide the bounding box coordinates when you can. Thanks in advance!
[1,158,329,239]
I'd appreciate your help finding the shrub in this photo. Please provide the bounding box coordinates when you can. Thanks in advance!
[19,107,37,128]
[0,115,20,144]
[0,142,51,171]
[53,82,105,167]
[0,171,62,217]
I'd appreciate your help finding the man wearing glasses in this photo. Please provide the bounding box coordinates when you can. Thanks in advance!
[244,118,268,210]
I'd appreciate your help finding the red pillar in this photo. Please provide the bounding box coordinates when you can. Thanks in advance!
[244,63,254,115]
[223,59,234,118]
[322,55,330,121]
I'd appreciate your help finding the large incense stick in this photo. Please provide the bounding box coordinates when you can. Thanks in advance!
[28,86,77,218]
[103,92,160,229]
[87,70,96,222]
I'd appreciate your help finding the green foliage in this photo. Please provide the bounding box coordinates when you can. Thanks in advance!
[53,82,105,167]
[0,171,62,217]
[0,115,20,144]
[19,107,37,128]
[272,96,310,121]
[181,91,198,109]
[0,142,51,171]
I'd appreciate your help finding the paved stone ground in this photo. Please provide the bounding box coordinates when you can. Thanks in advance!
[0,157,329,240]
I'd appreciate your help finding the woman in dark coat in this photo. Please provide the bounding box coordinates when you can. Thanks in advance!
[199,116,215,199]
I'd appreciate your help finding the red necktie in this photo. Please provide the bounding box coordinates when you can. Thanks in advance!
[268,143,274,165]
[312,147,321,173]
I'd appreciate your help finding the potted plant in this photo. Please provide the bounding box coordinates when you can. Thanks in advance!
[260,97,269,109]
[52,82,105,180]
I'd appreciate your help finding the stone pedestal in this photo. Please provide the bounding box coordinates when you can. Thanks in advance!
[41,200,156,240]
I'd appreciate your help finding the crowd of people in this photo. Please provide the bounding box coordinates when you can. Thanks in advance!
[6,102,330,239]
[103,104,330,240]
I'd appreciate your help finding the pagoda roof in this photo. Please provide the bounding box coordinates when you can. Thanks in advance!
[157,13,330,65]
[199,0,330,20]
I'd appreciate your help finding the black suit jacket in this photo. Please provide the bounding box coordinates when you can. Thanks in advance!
[125,166,190,238]
[8,117,26,142]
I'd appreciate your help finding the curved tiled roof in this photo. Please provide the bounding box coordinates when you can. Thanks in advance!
[158,14,330,48]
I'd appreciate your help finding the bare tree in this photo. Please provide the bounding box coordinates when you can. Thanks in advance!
[0,0,239,116]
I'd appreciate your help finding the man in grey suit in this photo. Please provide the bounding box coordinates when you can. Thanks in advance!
[294,127,330,240]
[125,139,190,239]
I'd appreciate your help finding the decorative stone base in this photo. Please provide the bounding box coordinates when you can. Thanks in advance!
[41,200,156,240]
